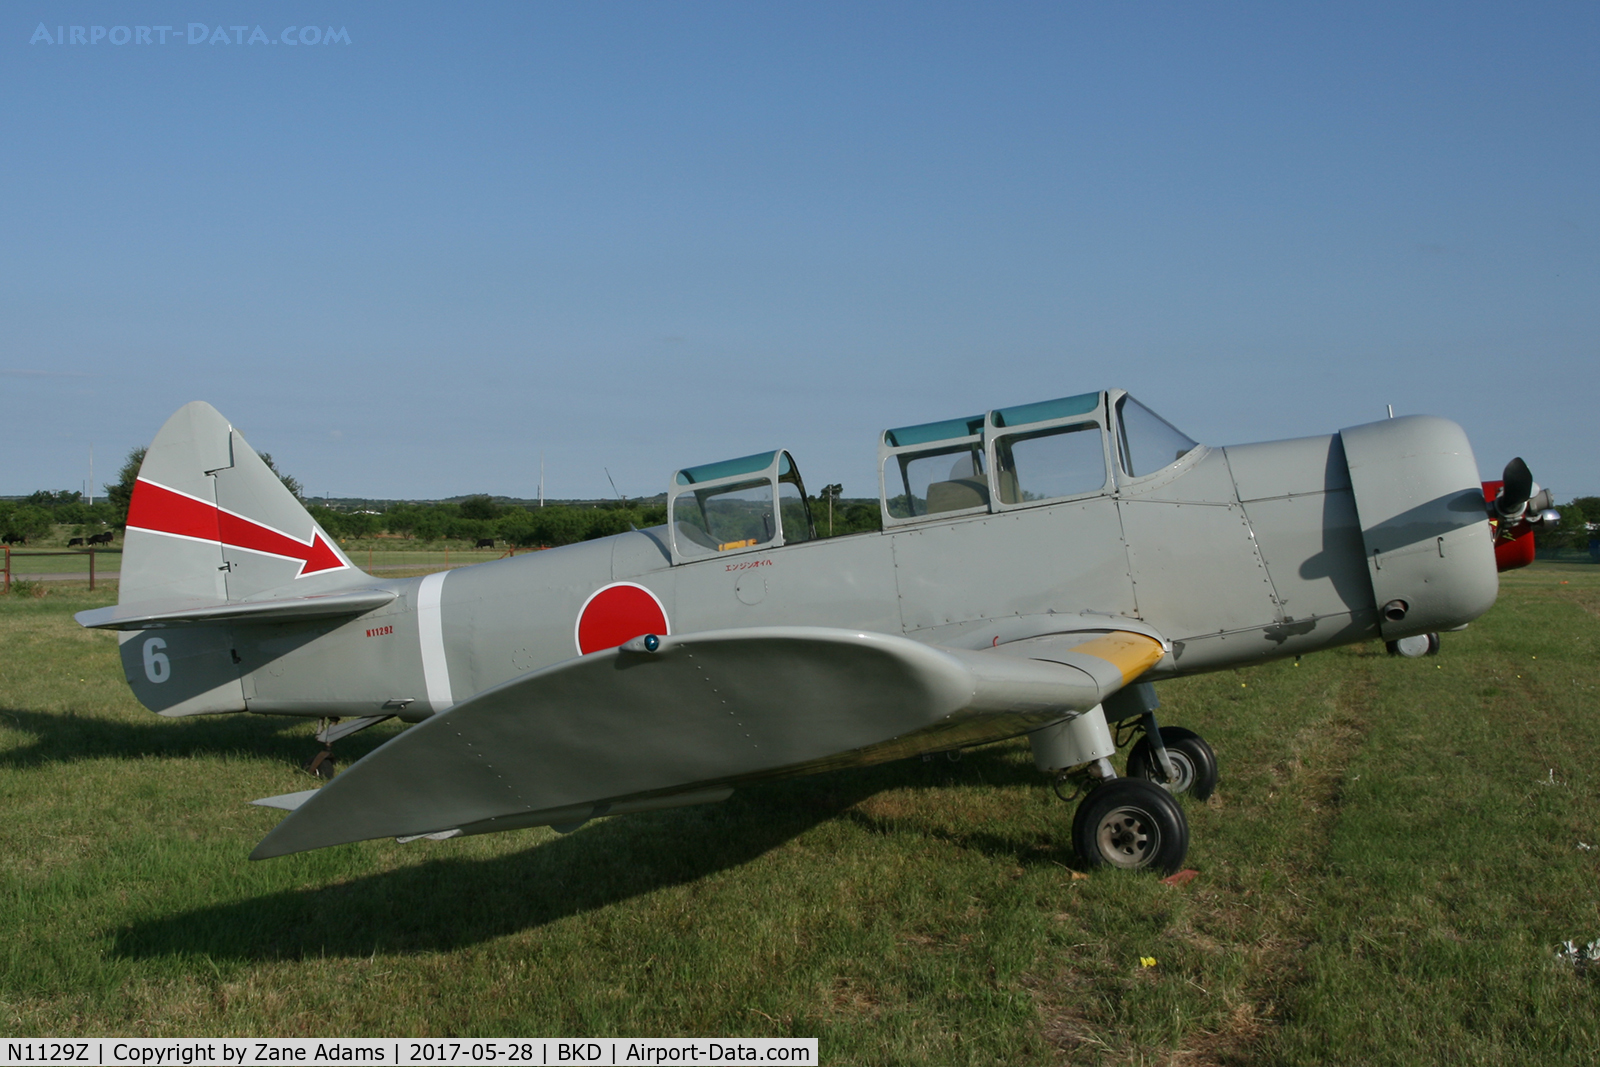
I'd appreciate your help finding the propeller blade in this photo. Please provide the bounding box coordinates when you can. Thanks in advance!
[1497,457,1533,519]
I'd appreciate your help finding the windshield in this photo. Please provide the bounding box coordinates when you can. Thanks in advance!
[1115,395,1197,477]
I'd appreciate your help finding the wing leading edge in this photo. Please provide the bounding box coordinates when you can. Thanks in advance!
[250,625,1164,858]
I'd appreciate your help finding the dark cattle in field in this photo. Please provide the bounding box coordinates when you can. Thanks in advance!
[475,538,495,549]
[68,537,86,547]
[87,531,114,545]
[1,534,23,545]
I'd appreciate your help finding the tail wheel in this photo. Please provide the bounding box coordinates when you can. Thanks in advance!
[1386,633,1440,658]
[305,747,337,781]
[1071,778,1189,874]
[1127,726,1218,801]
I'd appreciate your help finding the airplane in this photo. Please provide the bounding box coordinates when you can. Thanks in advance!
[76,392,1558,873]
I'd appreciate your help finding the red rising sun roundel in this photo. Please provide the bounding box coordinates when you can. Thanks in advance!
[575,582,670,656]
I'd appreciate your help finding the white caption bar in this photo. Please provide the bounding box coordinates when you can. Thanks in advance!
[1,1039,818,1067]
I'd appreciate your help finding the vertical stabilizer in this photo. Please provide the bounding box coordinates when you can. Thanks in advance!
[118,402,367,715]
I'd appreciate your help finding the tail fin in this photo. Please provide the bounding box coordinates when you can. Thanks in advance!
[122,401,364,604]
[93,402,372,717]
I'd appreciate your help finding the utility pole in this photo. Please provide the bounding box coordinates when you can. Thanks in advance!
[539,451,545,507]
[821,484,843,536]
[87,444,93,505]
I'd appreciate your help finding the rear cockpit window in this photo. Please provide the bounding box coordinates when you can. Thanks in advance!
[884,444,988,518]
[1115,396,1197,477]
[879,394,1116,523]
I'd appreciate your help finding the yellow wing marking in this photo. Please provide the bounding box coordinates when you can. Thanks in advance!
[1070,632,1166,687]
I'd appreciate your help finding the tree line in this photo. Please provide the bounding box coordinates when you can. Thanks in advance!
[50,448,1597,556]
[1,446,884,548]
[1535,496,1600,555]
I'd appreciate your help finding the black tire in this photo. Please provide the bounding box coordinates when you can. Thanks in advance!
[1071,777,1189,874]
[1386,633,1440,658]
[1127,727,1218,801]
[305,749,337,780]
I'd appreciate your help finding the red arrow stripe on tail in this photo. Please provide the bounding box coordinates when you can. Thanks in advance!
[127,479,347,578]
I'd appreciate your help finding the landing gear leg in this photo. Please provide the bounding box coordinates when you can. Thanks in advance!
[305,744,337,781]
[1127,718,1219,800]
[302,714,396,781]
[1031,704,1191,874]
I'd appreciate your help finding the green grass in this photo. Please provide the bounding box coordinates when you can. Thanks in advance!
[2,566,1598,1062]
[4,549,121,578]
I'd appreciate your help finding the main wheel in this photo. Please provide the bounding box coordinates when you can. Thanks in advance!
[1071,778,1189,874]
[1386,633,1440,658]
[1127,726,1218,801]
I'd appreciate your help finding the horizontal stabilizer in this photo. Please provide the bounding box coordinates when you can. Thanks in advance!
[251,625,1163,858]
[251,789,321,811]
[76,588,397,631]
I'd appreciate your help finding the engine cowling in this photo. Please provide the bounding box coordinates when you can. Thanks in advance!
[1339,416,1499,640]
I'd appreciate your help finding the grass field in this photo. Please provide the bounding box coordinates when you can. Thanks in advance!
[2,565,1597,1063]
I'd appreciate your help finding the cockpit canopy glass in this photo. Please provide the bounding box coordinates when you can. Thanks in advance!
[1115,395,1197,478]
[884,443,988,519]
[880,392,1115,522]
[877,390,1200,524]
[670,450,813,560]
[674,477,776,554]
[993,423,1105,503]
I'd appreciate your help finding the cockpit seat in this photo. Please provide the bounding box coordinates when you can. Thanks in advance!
[925,477,989,514]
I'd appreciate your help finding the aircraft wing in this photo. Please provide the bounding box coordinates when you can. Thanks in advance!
[250,625,1164,858]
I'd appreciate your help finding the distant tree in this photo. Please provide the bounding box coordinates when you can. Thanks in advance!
[0,504,53,543]
[411,504,459,542]
[1569,497,1600,533]
[256,454,305,502]
[342,511,381,538]
[379,503,416,539]
[26,490,82,508]
[507,505,589,547]
[103,444,304,527]
[459,495,502,522]
[839,500,882,535]
[104,447,147,527]
[583,508,637,541]
[1536,497,1590,553]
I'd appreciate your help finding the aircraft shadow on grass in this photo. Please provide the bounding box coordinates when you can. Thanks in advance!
[108,746,1067,962]
[0,705,396,771]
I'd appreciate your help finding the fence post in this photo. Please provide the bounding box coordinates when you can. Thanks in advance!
[89,548,95,592]
[3,544,8,595]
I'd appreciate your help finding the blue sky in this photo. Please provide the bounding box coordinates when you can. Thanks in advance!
[4,2,1596,501]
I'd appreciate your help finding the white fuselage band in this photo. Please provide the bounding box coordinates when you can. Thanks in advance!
[417,571,454,713]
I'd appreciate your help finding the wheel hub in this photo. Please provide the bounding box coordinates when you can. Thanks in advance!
[1097,807,1158,867]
